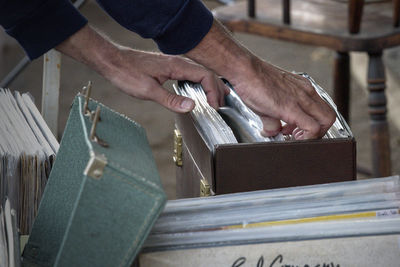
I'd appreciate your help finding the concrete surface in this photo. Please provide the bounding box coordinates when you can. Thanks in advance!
[1,1,399,199]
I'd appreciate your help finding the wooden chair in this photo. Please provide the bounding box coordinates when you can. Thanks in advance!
[213,0,400,177]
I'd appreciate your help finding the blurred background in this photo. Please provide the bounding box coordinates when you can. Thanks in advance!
[1,0,399,199]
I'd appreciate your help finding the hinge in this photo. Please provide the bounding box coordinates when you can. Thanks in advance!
[200,178,211,197]
[173,128,183,167]
[84,152,107,179]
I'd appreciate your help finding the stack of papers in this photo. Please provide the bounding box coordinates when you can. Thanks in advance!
[175,73,352,148]
[0,88,59,234]
[174,81,238,150]
[0,199,20,267]
[140,176,400,266]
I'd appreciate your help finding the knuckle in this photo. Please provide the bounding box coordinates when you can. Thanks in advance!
[327,109,336,126]
[295,96,313,114]
[298,91,312,106]
[308,89,319,99]
[167,56,179,64]
[203,71,215,83]
[167,57,182,73]
[206,94,219,108]
[130,84,151,100]
[165,93,180,108]
[207,94,218,105]
[141,86,153,97]
[281,104,297,124]
[309,123,321,135]
[301,78,315,93]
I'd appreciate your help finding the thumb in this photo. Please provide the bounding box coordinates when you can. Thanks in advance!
[152,85,195,113]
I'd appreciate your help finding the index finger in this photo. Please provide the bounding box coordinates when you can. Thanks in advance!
[281,104,321,140]
[288,75,336,137]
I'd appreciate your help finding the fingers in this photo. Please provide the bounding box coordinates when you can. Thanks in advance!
[307,92,336,136]
[303,97,335,137]
[201,74,226,109]
[169,57,226,109]
[104,50,225,113]
[232,58,338,140]
[283,104,321,140]
[292,127,304,139]
[223,82,231,95]
[150,83,195,113]
[281,123,296,135]
[286,75,336,137]
[259,116,282,137]
[259,105,322,140]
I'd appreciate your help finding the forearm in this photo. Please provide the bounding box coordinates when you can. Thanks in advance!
[55,24,226,113]
[56,25,119,80]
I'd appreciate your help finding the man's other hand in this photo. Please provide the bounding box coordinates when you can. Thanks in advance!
[231,59,336,140]
[186,20,336,140]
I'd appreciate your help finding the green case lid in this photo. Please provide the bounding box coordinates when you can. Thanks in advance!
[23,95,166,267]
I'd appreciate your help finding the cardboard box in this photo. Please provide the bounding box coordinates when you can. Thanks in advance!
[175,113,356,198]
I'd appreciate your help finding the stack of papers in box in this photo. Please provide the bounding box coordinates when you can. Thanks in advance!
[174,73,352,149]
[174,81,238,149]
[0,88,59,234]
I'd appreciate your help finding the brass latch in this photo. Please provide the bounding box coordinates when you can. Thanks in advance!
[173,128,183,166]
[200,179,211,197]
[84,152,107,179]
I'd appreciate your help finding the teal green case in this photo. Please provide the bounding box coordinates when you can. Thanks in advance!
[22,95,166,267]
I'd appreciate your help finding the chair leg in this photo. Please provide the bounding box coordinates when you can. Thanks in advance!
[248,0,256,18]
[282,0,291,24]
[394,0,400,27]
[348,0,364,34]
[367,51,391,177]
[333,51,350,123]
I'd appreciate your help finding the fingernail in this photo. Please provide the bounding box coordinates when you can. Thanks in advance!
[261,129,281,137]
[294,130,304,140]
[180,99,194,111]
[209,101,219,110]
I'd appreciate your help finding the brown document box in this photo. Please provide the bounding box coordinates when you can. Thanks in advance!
[175,113,356,198]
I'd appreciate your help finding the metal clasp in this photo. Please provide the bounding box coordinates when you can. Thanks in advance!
[90,106,109,148]
[82,81,93,118]
[84,152,107,179]
[200,179,211,197]
[173,128,183,166]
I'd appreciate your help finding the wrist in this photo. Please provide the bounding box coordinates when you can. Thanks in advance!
[186,20,252,78]
[186,20,265,93]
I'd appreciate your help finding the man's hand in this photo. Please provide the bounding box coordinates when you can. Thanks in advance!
[56,25,227,113]
[186,20,336,140]
[231,60,336,140]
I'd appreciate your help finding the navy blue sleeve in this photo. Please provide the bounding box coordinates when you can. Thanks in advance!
[0,0,212,59]
[0,0,88,60]
[96,0,214,55]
